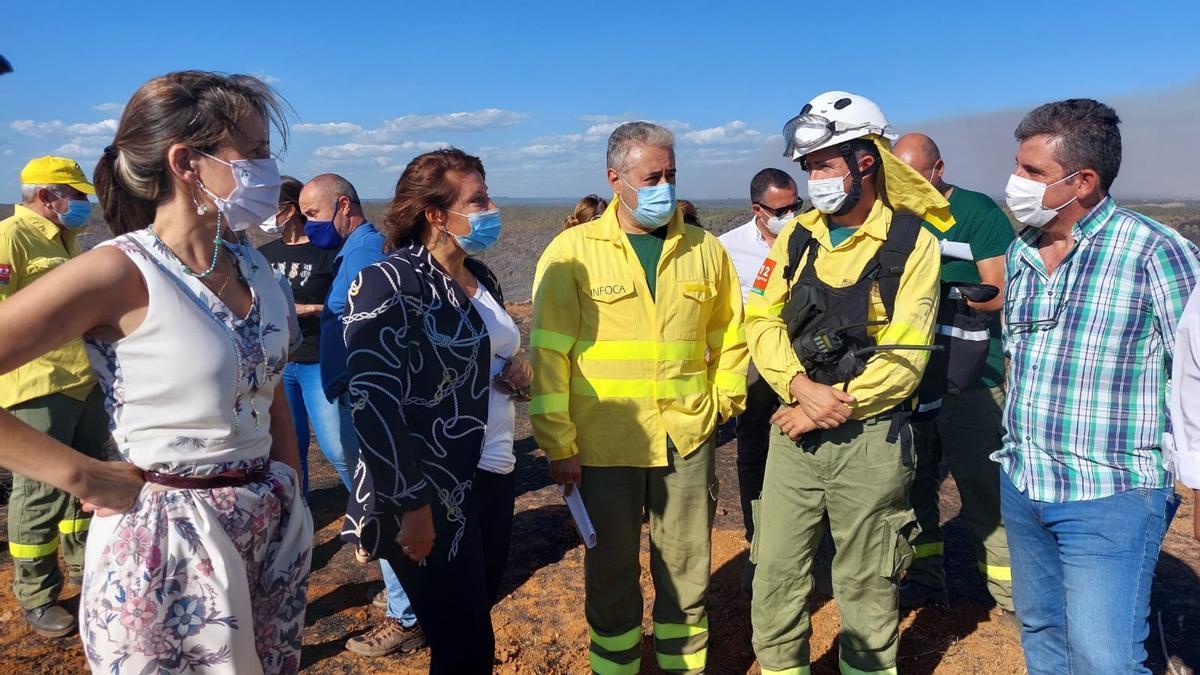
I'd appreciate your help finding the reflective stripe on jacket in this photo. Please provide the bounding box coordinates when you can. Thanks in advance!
[530,198,748,467]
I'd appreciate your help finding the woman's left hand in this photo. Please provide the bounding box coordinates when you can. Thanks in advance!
[499,353,533,391]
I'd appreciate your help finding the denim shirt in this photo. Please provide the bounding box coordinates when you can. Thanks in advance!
[318,222,386,400]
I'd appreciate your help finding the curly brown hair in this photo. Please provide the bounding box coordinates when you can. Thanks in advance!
[382,147,486,251]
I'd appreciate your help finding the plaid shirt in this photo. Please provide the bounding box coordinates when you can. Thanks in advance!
[994,197,1200,502]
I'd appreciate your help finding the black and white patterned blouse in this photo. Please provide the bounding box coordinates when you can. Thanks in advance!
[340,241,504,562]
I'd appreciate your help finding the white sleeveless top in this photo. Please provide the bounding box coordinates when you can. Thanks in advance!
[84,229,291,474]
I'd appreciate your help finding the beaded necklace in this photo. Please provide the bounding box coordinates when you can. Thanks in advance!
[147,211,225,278]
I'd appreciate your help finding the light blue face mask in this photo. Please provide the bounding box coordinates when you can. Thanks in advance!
[448,208,503,255]
[621,176,677,229]
[54,198,93,230]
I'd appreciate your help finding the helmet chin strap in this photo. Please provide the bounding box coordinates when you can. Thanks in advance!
[833,142,867,217]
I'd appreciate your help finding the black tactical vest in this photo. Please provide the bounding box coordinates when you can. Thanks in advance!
[780,213,923,387]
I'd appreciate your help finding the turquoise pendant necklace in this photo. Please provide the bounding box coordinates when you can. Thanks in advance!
[147,210,225,278]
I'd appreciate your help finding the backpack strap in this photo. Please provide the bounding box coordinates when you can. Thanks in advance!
[782,225,820,284]
[876,212,923,319]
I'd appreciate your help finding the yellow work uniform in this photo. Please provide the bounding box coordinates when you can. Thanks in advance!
[744,199,941,418]
[1,204,102,611]
[0,204,95,408]
[531,198,748,674]
[530,200,748,467]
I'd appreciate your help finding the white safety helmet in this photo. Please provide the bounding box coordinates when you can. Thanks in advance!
[782,91,897,161]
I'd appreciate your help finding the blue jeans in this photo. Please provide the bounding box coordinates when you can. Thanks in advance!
[282,362,359,493]
[281,361,417,625]
[1000,475,1179,674]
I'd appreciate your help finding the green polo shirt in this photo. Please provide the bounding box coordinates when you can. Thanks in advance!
[925,186,1016,389]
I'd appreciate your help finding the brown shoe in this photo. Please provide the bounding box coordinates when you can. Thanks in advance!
[345,618,426,657]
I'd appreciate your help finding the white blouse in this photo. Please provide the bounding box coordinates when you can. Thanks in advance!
[1169,287,1200,489]
[469,284,519,475]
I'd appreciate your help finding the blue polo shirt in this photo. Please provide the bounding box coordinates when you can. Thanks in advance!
[319,222,386,400]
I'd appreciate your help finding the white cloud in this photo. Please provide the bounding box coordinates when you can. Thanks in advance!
[10,118,119,138]
[683,120,763,145]
[503,143,580,160]
[53,143,104,159]
[579,114,629,124]
[252,73,281,84]
[576,117,690,140]
[530,132,588,145]
[293,122,363,135]
[584,122,623,139]
[92,102,123,113]
[362,109,529,139]
[313,141,449,159]
[51,135,109,160]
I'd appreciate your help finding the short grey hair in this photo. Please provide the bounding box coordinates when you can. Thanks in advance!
[19,183,61,203]
[606,122,675,173]
[1014,98,1122,192]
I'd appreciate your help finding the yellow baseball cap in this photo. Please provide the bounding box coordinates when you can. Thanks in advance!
[20,155,95,195]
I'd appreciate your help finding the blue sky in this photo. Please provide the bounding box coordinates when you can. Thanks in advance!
[2,1,1199,202]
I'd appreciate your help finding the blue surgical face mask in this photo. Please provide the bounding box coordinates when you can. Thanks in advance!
[620,176,676,229]
[304,201,344,250]
[448,208,503,255]
[53,197,93,230]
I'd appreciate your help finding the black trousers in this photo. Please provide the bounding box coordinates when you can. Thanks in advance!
[387,469,515,675]
[735,362,780,541]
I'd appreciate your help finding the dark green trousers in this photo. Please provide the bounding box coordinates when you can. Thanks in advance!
[6,388,109,609]
[580,435,717,675]
[751,417,917,675]
[908,386,1014,611]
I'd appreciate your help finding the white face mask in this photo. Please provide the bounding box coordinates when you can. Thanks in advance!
[807,172,850,214]
[196,151,283,232]
[259,206,288,235]
[760,210,795,235]
[1005,171,1079,228]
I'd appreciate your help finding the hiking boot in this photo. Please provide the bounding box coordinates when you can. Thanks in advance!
[345,618,426,657]
[997,608,1022,636]
[24,604,77,638]
[899,580,949,609]
[369,585,387,609]
[741,560,756,598]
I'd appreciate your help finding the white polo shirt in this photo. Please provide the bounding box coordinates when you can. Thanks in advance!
[718,217,774,302]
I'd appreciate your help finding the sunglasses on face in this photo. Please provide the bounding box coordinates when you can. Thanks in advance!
[754,201,804,218]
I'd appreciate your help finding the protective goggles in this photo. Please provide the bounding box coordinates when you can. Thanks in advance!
[781,113,884,158]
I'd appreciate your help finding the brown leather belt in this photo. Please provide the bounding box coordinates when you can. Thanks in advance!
[141,464,269,490]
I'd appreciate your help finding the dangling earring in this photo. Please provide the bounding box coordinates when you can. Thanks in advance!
[192,185,210,216]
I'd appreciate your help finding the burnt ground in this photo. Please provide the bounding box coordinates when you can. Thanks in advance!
[0,304,1197,673]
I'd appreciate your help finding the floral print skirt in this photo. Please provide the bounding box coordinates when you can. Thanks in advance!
[80,460,313,674]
